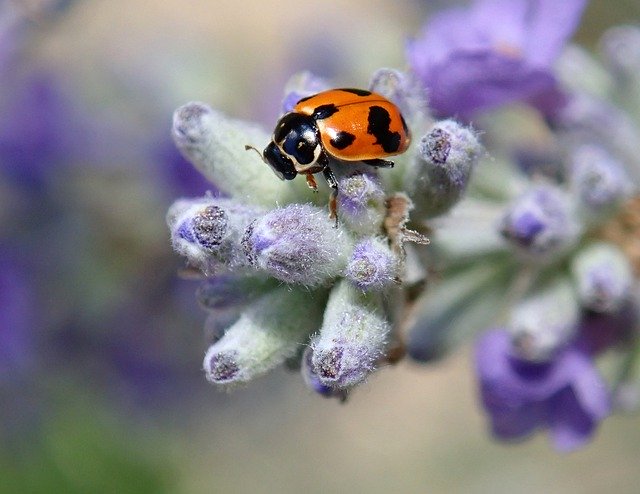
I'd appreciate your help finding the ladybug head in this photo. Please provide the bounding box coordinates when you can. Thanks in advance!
[244,142,297,181]
[263,141,298,181]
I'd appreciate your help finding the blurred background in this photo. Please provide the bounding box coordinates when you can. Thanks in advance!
[1,1,640,492]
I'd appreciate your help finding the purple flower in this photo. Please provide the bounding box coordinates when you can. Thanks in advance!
[475,329,610,452]
[0,252,35,380]
[574,303,638,357]
[407,0,587,119]
[0,72,82,188]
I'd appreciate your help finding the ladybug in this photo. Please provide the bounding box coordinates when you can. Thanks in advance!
[246,88,411,220]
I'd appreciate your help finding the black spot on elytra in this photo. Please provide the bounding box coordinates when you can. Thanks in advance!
[312,104,339,120]
[367,106,401,153]
[339,88,372,97]
[296,94,313,104]
[329,131,356,150]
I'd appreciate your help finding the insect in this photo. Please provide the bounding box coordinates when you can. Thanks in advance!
[246,88,411,221]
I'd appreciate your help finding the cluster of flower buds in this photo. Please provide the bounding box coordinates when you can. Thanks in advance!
[167,68,482,399]
[167,0,640,452]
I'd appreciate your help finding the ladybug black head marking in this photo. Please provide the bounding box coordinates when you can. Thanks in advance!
[245,143,297,181]
[262,142,298,181]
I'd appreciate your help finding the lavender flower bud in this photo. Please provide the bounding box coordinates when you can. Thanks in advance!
[203,287,326,387]
[166,196,209,229]
[282,71,330,113]
[404,120,482,218]
[301,347,348,401]
[499,184,580,263]
[599,25,640,81]
[168,197,262,272]
[241,204,351,286]
[337,172,386,235]
[311,280,390,389]
[172,102,307,205]
[570,144,632,221]
[345,238,398,291]
[509,279,580,362]
[571,243,633,313]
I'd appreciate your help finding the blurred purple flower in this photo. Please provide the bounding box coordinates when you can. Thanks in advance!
[0,251,35,380]
[575,304,638,356]
[407,0,587,119]
[476,329,610,452]
[51,272,205,410]
[0,71,88,189]
[154,137,214,197]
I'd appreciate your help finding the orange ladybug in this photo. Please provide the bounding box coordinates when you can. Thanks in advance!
[247,88,411,219]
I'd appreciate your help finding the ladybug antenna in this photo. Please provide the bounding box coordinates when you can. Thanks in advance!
[245,144,266,163]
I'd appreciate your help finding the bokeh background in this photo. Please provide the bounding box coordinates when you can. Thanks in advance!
[1,1,640,492]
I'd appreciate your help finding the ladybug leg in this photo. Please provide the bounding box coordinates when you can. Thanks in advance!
[322,166,339,226]
[363,158,394,168]
[305,173,318,191]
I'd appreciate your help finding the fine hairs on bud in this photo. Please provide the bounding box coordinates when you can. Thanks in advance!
[344,237,398,291]
[241,204,352,286]
[404,119,482,218]
[203,287,326,387]
[172,102,303,205]
[337,172,386,235]
[311,280,390,389]
[300,347,348,401]
[168,197,263,272]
